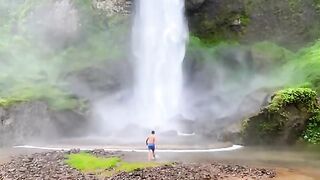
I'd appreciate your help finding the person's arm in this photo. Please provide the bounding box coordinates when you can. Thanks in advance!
[145,137,149,145]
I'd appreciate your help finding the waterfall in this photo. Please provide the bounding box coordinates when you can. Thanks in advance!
[132,0,188,128]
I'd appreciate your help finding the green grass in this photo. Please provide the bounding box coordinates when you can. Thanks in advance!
[65,152,163,177]
[116,162,160,172]
[65,153,121,172]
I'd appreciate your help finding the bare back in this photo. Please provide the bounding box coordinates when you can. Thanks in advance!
[147,135,156,144]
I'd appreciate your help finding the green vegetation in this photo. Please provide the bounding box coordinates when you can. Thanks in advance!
[187,37,293,78]
[0,83,84,110]
[188,35,239,48]
[267,88,318,112]
[242,88,320,145]
[303,110,320,144]
[116,162,161,172]
[65,152,163,177]
[314,0,320,12]
[0,97,25,108]
[187,35,243,61]
[291,41,320,94]
[187,37,320,130]
[66,153,120,172]
[250,41,294,64]
[0,0,129,110]
[211,38,320,145]
[239,14,250,27]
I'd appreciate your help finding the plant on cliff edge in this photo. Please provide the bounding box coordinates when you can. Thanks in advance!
[303,110,320,144]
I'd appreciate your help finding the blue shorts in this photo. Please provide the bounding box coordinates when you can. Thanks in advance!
[147,144,155,151]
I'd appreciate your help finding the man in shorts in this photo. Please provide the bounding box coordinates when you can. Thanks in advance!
[145,130,156,161]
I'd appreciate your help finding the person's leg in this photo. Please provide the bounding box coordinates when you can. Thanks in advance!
[151,145,155,159]
[152,149,155,159]
[148,150,152,161]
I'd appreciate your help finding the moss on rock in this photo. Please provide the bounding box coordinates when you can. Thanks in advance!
[303,110,320,144]
[0,84,84,111]
[242,88,319,145]
[267,88,318,112]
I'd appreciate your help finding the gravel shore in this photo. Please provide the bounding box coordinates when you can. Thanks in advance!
[0,150,276,180]
[110,163,276,180]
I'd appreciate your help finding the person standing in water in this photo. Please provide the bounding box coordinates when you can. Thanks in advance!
[146,130,156,161]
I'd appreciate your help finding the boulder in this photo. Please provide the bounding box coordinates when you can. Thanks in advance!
[242,88,319,145]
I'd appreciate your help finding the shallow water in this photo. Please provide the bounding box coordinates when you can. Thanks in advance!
[121,145,320,179]
[2,140,320,179]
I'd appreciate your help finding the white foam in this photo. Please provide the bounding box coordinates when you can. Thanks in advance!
[177,132,196,136]
[13,145,243,153]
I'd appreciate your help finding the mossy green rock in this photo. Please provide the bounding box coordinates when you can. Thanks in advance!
[242,88,319,145]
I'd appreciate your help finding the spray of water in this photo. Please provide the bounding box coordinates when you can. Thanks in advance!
[131,0,188,129]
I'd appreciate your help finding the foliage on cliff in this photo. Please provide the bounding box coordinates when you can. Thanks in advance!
[292,41,320,94]
[242,88,320,145]
[303,110,320,144]
[267,88,318,113]
[0,0,129,109]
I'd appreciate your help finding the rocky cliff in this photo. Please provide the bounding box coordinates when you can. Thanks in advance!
[95,0,320,49]
[187,0,320,49]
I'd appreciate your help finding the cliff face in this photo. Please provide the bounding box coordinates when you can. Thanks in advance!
[187,0,320,49]
[0,101,89,146]
[96,0,320,48]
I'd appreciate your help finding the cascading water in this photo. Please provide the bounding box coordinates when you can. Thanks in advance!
[132,0,188,128]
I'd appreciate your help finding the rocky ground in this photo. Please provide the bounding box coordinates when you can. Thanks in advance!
[0,149,276,180]
[110,163,276,180]
[0,151,92,180]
